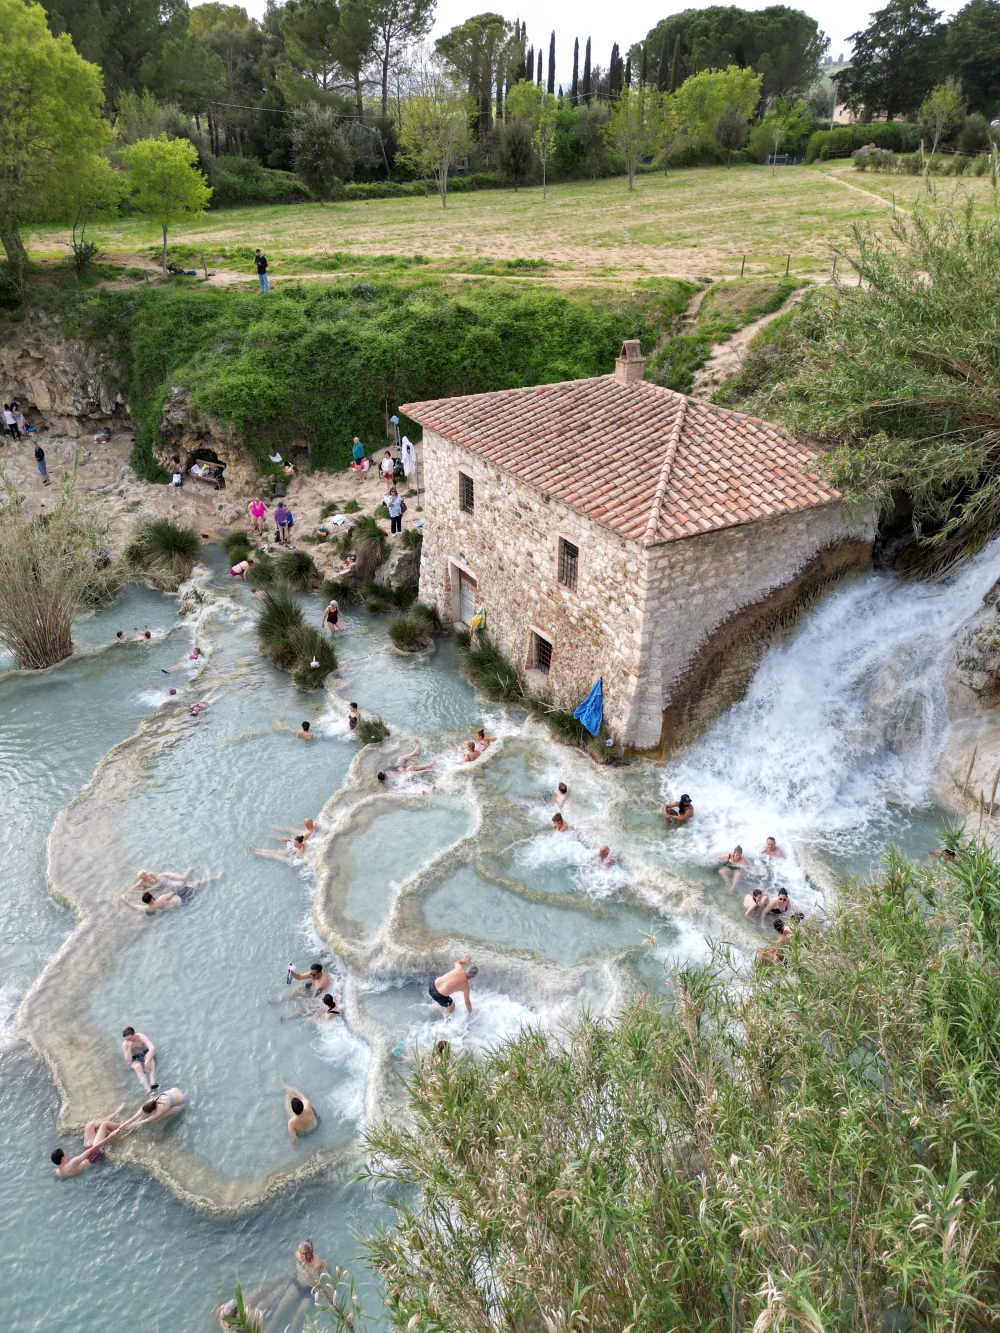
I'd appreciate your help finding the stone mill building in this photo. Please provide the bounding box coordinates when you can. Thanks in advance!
[400,341,874,752]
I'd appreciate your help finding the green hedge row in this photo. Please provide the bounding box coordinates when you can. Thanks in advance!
[806,122,921,162]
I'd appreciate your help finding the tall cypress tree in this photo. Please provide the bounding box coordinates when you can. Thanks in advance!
[669,34,682,91]
[640,42,648,86]
[571,37,579,102]
[547,30,555,94]
[526,44,534,85]
[582,36,591,103]
[624,51,631,87]
[657,33,670,90]
[536,48,543,85]
[608,42,620,95]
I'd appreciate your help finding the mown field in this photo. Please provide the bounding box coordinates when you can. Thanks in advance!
[26,161,994,287]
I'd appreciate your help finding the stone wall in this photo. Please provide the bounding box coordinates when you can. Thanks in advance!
[626,503,876,749]
[0,313,127,433]
[418,430,647,734]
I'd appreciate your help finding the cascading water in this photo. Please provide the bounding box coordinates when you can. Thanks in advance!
[2,536,999,1330]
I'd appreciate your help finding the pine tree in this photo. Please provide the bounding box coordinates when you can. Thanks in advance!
[657,33,670,90]
[640,42,648,86]
[536,48,543,85]
[571,37,579,102]
[624,52,631,87]
[547,30,555,94]
[582,36,591,103]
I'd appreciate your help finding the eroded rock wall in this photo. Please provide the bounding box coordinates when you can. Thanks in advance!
[0,314,127,433]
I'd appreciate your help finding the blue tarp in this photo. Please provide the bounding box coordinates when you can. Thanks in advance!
[573,678,604,737]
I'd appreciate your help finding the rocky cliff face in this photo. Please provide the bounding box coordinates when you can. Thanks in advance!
[0,314,127,434]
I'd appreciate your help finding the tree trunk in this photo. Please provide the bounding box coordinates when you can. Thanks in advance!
[381,39,390,119]
[542,161,546,199]
[439,161,448,208]
[1,226,28,290]
[161,225,168,281]
[355,73,364,123]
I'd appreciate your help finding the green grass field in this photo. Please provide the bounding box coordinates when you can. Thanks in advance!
[26,162,993,288]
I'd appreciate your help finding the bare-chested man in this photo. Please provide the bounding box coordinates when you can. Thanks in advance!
[51,1115,125,1177]
[553,782,569,808]
[282,1079,319,1141]
[290,961,330,997]
[121,1027,158,1093]
[121,870,214,913]
[762,836,785,859]
[428,955,478,1017]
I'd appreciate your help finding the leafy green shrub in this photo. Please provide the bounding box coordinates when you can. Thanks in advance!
[211,163,311,209]
[319,501,340,520]
[71,276,695,476]
[289,624,336,689]
[125,518,200,589]
[806,121,919,161]
[957,113,991,155]
[318,576,363,607]
[357,715,390,744]
[274,549,317,590]
[342,499,361,514]
[401,528,423,550]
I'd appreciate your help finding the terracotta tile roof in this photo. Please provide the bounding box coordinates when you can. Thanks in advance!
[400,377,841,547]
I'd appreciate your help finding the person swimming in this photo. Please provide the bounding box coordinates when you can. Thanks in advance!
[283,1079,318,1141]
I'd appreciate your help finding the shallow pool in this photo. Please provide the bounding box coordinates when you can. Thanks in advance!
[3,535,995,1331]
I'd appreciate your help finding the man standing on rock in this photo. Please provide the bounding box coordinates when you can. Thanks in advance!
[254,249,269,293]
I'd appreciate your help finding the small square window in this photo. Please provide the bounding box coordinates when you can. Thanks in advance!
[459,472,475,514]
[532,632,552,675]
[558,538,578,590]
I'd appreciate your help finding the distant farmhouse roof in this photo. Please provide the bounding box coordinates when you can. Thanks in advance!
[400,374,841,548]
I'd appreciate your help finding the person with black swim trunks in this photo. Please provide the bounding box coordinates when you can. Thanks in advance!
[429,956,478,1017]
[121,1027,158,1093]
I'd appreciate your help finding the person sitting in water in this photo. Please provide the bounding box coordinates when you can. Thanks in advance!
[271,816,318,844]
[553,782,569,808]
[388,744,435,774]
[283,1079,319,1141]
[51,1115,126,1177]
[551,812,569,832]
[296,720,315,741]
[295,1239,333,1298]
[459,740,480,763]
[757,918,792,964]
[475,727,497,752]
[116,631,126,642]
[134,629,151,640]
[121,1027,158,1093]
[116,1089,187,1140]
[348,702,360,732]
[249,834,307,861]
[719,844,749,886]
[319,993,340,1018]
[597,845,616,867]
[428,955,477,1017]
[290,962,331,997]
[744,887,771,916]
[664,794,694,825]
[766,889,791,916]
[230,559,255,578]
[217,1297,265,1331]
[762,836,785,859]
[162,646,203,674]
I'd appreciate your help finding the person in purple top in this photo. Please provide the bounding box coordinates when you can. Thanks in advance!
[274,502,291,544]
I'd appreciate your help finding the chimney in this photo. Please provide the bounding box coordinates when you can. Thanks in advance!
[614,339,645,384]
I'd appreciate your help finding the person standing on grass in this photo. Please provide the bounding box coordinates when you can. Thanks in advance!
[386,486,404,536]
[34,444,50,485]
[254,249,269,293]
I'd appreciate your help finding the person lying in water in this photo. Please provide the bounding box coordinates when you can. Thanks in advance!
[474,728,497,752]
[270,817,318,845]
[118,1089,187,1135]
[126,868,199,894]
[664,794,694,825]
[393,744,436,773]
[121,1027,158,1093]
[121,871,216,913]
[162,646,203,674]
[249,834,307,860]
[51,1114,126,1178]
[283,1079,319,1141]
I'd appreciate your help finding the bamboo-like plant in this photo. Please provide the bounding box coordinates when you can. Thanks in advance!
[0,470,125,668]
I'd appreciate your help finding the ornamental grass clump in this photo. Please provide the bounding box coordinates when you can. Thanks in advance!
[318,577,363,608]
[353,515,390,580]
[0,472,126,668]
[247,553,276,587]
[273,548,317,590]
[456,631,523,703]
[388,603,440,653]
[289,625,336,689]
[256,588,335,686]
[357,715,389,744]
[364,838,1000,1331]
[223,530,253,561]
[125,517,200,590]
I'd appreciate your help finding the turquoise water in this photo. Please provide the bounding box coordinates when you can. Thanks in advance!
[3,537,994,1330]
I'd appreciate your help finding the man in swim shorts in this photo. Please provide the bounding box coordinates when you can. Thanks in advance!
[283,1079,318,1141]
[290,962,330,997]
[429,956,477,1017]
[121,1027,158,1093]
[120,871,213,912]
[51,1116,125,1177]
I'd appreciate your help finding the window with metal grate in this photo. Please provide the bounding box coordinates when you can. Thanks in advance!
[558,538,578,590]
[459,472,475,514]
[533,632,552,674]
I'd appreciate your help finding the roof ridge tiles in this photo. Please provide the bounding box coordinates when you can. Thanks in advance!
[642,394,687,548]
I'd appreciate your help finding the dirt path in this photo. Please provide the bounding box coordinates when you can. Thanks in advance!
[818,170,911,215]
[690,289,808,397]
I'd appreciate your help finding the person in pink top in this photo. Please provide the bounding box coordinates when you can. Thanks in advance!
[247,498,268,535]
